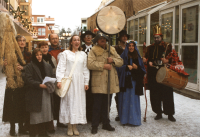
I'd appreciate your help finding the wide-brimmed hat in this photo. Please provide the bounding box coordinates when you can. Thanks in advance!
[92,31,109,44]
[117,30,130,41]
[81,31,96,42]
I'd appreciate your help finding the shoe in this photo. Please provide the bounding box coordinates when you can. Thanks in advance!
[91,127,98,134]
[72,124,79,136]
[47,129,55,134]
[57,122,67,128]
[67,123,73,136]
[168,115,176,122]
[154,114,162,120]
[18,128,29,135]
[115,116,120,121]
[102,124,115,131]
[9,130,17,136]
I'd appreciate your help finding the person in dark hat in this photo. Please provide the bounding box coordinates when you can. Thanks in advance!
[87,31,123,134]
[114,30,130,121]
[144,25,176,122]
[81,31,96,122]
[81,31,96,55]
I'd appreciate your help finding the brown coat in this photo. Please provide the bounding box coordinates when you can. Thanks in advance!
[87,44,123,94]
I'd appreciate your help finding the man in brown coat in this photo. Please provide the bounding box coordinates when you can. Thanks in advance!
[87,31,123,134]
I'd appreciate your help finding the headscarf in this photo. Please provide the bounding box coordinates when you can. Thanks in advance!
[32,50,46,79]
[116,41,146,89]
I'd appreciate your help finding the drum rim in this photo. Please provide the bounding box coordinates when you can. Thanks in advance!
[96,6,126,35]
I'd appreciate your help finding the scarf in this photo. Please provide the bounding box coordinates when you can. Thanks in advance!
[43,53,55,68]
[32,52,46,79]
[84,44,92,55]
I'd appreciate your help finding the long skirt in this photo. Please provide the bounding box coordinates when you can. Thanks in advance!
[2,87,26,123]
[118,80,141,126]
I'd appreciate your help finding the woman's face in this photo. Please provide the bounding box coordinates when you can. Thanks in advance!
[71,36,80,50]
[128,43,135,52]
[40,45,49,55]
[36,51,43,62]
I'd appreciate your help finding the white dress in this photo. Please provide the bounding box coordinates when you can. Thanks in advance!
[56,50,90,124]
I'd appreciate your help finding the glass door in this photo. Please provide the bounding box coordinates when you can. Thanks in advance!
[180,2,199,90]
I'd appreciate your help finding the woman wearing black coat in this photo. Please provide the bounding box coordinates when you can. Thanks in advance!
[25,49,55,137]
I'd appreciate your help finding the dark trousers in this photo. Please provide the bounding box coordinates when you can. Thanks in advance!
[92,94,112,127]
[53,93,60,121]
[86,87,93,122]
[149,83,175,115]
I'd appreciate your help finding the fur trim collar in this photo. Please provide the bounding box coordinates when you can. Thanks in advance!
[91,44,115,56]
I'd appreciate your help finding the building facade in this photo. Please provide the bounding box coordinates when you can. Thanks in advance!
[32,15,59,48]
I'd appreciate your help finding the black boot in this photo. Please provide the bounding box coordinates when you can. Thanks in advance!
[18,122,29,135]
[154,113,162,120]
[168,115,176,122]
[91,127,98,134]
[57,122,67,128]
[102,124,115,131]
[10,123,17,136]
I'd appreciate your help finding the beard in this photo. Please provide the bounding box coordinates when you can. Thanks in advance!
[155,40,161,44]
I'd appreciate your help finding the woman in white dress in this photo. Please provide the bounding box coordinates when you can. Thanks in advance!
[56,35,90,136]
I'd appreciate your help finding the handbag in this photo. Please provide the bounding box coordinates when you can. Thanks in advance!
[56,51,80,97]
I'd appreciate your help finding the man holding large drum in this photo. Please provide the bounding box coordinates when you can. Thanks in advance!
[145,25,176,122]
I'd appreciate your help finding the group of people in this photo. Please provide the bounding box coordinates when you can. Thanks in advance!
[2,25,177,137]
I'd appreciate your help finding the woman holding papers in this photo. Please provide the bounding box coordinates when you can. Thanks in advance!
[56,35,90,136]
[25,48,55,137]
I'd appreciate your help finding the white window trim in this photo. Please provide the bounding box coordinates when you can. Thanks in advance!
[37,17,45,23]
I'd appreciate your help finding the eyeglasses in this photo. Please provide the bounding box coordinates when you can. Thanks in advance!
[18,40,26,42]
[85,35,92,38]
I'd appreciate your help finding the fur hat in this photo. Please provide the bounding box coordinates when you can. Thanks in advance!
[92,31,109,44]
[117,30,130,41]
[81,31,96,42]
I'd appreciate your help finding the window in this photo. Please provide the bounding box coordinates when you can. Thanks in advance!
[139,16,147,44]
[20,5,29,16]
[128,20,134,40]
[38,28,45,36]
[38,28,41,36]
[42,28,45,36]
[161,12,173,43]
[175,6,179,43]
[182,5,199,43]
[37,17,44,23]
[134,19,138,42]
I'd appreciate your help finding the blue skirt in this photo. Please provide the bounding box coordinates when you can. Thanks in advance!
[118,80,141,126]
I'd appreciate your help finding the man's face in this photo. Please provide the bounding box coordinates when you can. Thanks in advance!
[17,37,26,48]
[50,34,59,47]
[84,35,92,45]
[120,35,128,43]
[154,35,162,44]
[97,37,106,47]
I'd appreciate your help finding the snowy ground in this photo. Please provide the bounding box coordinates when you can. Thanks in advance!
[0,65,200,137]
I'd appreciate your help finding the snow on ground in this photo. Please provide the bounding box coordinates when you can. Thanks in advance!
[0,66,200,136]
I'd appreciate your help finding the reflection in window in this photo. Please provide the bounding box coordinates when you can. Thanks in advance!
[38,28,41,36]
[134,19,138,42]
[128,20,134,40]
[182,5,199,43]
[139,16,146,44]
[42,28,45,36]
[137,46,143,57]
[150,11,159,44]
[161,12,173,43]
[175,45,178,54]
[175,6,179,43]
[182,46,197,84]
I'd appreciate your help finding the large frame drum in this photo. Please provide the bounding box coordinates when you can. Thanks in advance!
[156,67,188,90]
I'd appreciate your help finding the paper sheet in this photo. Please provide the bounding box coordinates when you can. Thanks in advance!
[42,76,57,84]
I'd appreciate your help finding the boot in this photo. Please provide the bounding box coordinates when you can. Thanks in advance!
[72,124,79,136]
[154,113,162,120]
[168,115,176,122]
[67,123,73,136]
